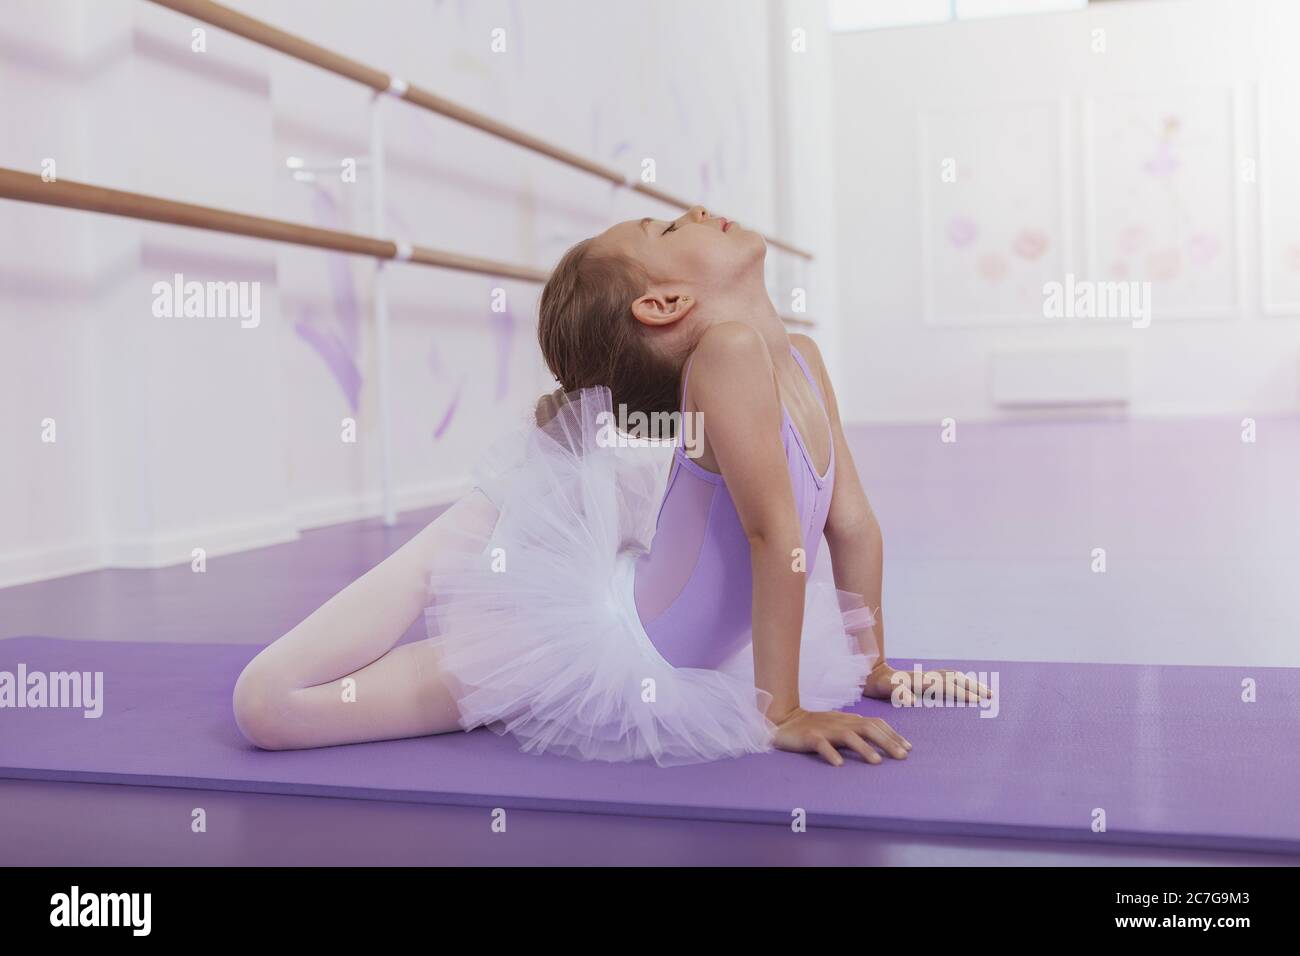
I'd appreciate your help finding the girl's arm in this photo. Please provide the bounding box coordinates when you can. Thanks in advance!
[792,334,989,704]
[688,323,911,765]
[789,335,887,663]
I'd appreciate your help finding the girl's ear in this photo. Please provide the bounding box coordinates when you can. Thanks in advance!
[631,291,695,328]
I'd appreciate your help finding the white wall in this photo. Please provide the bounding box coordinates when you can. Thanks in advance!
[831,0,1300,423]
[0,0,837,585]
[769,0,845,379]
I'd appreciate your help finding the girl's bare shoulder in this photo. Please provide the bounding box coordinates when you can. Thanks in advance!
[693,326,822,378]
[788,332,826,374]
[684,322,781,417]
[692,321,774,370]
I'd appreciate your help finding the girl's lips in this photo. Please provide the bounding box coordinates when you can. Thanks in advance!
[721,218,732,232]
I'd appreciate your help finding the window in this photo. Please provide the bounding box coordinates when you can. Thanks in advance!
[829,0,1088,32]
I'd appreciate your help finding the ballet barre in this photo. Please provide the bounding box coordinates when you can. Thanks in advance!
[143,0,818,524]
[0,166,819,523]
[146,0,817,525]
[144,0,814,262]
[8,0,818,529]
[0,168,548,281]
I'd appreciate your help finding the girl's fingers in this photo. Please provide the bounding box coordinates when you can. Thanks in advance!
[815,738,844,767]
[860,717,911,752]
[887,673,917,705]
[920,668,990,703]
[933,669,975,702]
[839,730,882,765]
[942,669,991,702]
[856,720,909,758]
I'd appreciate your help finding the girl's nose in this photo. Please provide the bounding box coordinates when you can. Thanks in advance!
[686,205,708,223]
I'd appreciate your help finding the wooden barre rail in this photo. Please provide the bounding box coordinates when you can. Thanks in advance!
[0,168,818,326]
[145,0,814,261]
[0,168,549,283]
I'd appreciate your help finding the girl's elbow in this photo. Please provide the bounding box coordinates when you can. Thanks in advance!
[744,520,804,554]
[827,509,881,548]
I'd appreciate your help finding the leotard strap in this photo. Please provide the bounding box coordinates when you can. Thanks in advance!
[678,353,696,414]
[788,342,828,410]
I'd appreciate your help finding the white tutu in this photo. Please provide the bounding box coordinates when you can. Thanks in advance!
[717,585,880,713]
[423,387,879,767]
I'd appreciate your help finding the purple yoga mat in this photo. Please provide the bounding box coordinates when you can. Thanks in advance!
[1,636,1297,853]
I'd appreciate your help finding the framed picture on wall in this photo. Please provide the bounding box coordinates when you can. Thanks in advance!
[918,98,1071,326]
[1258,80,1300,316]
[1082,85,1244,320]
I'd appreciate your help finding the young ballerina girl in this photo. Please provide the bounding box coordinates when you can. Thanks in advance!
[232,206,987,767]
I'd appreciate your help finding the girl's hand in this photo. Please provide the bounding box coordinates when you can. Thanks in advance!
[863,661,993,706]
[771,707,911,767]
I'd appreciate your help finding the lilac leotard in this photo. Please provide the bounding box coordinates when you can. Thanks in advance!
[633,343,835,669]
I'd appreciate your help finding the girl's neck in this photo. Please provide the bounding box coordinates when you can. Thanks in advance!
[708,287,789,358]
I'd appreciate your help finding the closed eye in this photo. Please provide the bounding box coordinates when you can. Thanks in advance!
[662,222,678,236]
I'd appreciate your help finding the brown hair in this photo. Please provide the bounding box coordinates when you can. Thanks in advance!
[536,238,693,432]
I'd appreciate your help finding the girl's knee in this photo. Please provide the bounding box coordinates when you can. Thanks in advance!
[231,660,293,751]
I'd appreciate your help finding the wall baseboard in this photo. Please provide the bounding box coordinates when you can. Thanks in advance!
[0,541,106,590]
[292,478,474,530]
[103,514,303,570]
[0,476,473,589]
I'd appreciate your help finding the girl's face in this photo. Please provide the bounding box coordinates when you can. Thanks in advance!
[595,205,767,312]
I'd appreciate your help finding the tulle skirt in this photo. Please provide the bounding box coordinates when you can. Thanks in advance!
[423,387,879,767]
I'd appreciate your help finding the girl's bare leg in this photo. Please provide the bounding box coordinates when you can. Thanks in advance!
[231,491,498,750]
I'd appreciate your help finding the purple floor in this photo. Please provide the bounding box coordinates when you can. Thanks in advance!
[2,778,1287,867]
[3,417,1299,865]
[3,417,1297,666]
[3,635,1299,859]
